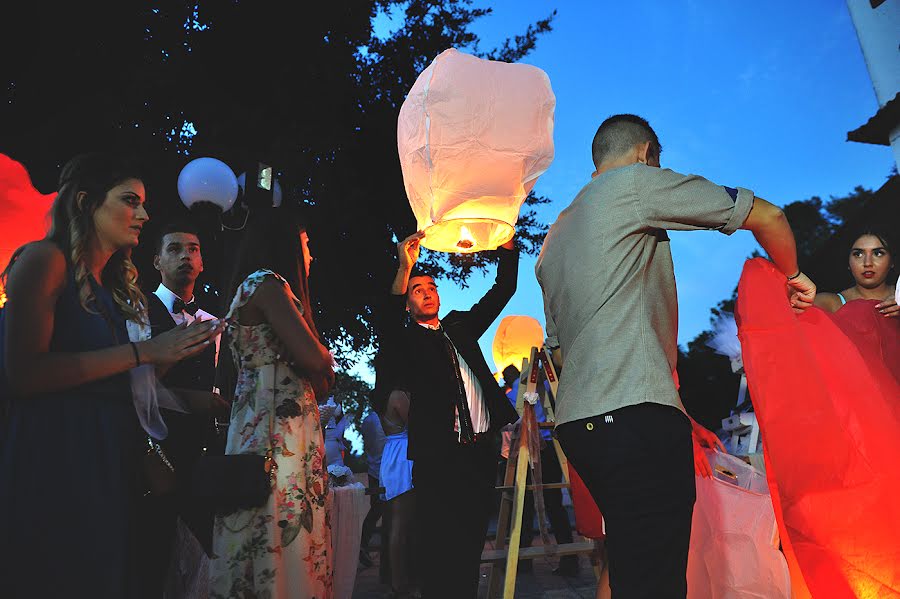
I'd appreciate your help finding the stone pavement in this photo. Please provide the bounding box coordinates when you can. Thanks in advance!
[352,539,600,598]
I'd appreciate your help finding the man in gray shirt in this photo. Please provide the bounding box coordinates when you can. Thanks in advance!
[535,114,816,599]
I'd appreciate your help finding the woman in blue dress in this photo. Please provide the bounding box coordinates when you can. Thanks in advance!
[375,385,418,598]
[0,153,222,598]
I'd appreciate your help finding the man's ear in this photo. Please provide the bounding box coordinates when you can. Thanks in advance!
[635,141,652,165]
[153,255,161,271]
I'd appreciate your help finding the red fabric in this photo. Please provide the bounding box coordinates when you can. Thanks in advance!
[736,257,900,598]
[567,462,605,539]
[0,154,55,300]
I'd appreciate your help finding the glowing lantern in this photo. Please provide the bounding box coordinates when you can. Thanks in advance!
[177,157,238,211]
[397,48,555,253]
[0,155,55,306]
[492,315,545,375]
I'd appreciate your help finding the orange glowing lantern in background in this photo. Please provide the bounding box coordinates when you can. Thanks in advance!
[397,48,555,253]
[0,155,55,306]
[492,315,545,376]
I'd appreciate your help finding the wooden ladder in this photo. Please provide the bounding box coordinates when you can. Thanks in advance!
[482,346,604,598]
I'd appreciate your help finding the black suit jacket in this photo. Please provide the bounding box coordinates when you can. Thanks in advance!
[147,293,216,392]
[377,247,520,463]
[147,292,219,552]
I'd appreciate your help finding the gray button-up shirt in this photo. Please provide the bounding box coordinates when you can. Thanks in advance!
[535,164,754,425]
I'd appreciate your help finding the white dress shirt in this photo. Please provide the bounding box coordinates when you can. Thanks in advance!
[154,283,221,367]
[417,321,490,436]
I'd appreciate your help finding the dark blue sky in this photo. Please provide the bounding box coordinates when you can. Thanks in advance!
[373,0,894,375]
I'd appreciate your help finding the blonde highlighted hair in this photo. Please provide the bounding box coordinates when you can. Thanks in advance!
[1,153,147,322]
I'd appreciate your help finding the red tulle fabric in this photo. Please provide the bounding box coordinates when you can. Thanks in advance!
[736,257,900,598]
[568,462,605,539]
[0,154,55,299]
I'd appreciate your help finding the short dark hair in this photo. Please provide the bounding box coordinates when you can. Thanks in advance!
[156,221,201,254]
[502,364,520,387]
[591,114,662,169]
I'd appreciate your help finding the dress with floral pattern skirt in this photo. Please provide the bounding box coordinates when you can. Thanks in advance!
[210,269,333,599]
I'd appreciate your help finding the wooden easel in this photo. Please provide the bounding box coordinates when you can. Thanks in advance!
[481,346,602,598]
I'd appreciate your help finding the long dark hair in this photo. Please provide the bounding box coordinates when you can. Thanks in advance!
[848,226,893,258]
[1,153,147,322]
[226,209,319,339]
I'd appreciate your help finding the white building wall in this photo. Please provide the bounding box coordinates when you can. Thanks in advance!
[846,0,900,107]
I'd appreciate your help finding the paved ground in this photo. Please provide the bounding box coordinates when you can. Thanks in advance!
[352,536,601,598]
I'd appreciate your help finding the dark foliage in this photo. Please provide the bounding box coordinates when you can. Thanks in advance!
[0,1,555,369]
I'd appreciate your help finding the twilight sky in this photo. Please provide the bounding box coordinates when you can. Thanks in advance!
[375,0,895,372]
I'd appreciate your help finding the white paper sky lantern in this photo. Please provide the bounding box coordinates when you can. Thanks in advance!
[492,315,545,375]
[177,157,238,211]
[397,48,555,253]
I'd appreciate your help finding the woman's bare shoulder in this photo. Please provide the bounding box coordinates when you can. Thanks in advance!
[6,241,66,288]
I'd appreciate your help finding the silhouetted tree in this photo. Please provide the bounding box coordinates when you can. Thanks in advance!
[0,1,556,367]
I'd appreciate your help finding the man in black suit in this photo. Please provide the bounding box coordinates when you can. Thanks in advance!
[378,231,520,598]
[139,221,226,595]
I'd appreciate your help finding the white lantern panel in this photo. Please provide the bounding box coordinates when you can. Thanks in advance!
[398,48,555,253]
[177,157,238,211]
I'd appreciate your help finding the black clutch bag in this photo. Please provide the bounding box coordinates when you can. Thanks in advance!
[191,454,273,514]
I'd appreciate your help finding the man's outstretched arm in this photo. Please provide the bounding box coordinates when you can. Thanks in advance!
[465,236,519,338]
[740,197,816,312]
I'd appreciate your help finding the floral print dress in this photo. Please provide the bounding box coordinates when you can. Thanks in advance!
[210,269,333,599]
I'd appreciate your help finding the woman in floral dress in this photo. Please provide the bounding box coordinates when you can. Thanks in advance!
[211,212,335,598]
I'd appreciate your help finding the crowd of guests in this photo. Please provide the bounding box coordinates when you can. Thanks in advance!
[0,112,896,599]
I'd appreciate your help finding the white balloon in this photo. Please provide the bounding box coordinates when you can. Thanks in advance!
[177,157,238,211]
[237,172,283,208]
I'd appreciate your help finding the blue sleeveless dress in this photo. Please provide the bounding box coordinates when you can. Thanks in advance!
[380,427,414,501]
[0,273,141,598]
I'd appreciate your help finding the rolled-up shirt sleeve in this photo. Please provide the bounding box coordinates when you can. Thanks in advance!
[634,166,754,235]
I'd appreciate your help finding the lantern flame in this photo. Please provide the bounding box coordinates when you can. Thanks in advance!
[457,225,476,250]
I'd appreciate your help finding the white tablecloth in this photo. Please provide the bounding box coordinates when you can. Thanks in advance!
[330,482,368,599]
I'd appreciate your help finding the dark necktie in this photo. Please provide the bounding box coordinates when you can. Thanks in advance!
[172,298,199,316]
[440,326,476,444]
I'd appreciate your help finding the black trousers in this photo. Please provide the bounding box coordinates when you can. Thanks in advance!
[414,437,496,599]
[556,403,695,599]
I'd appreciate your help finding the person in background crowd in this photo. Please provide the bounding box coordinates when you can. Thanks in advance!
[140,220,228,595]
[376,384,418,598]
[359,407,387,571]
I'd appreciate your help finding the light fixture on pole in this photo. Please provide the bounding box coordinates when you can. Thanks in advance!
[176,157,239,212]
[176,157,238,309]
